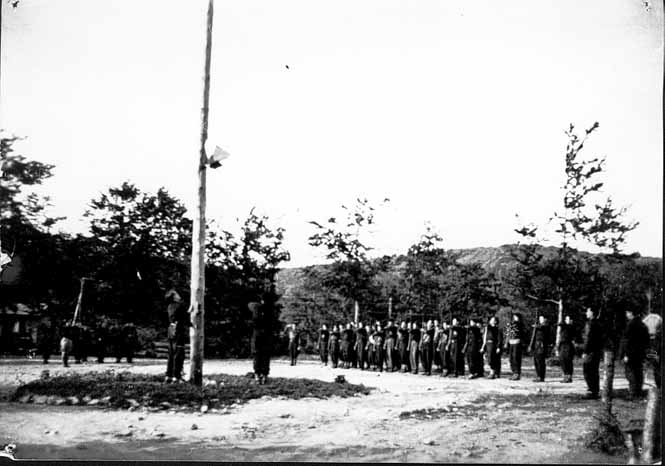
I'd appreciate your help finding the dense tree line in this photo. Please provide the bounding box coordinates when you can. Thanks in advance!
[0,134,289,357]
[1,128,661,361]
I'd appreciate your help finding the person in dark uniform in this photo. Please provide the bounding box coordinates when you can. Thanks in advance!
[93,320,108,363]
[558,315,576,383]
[329,325,340,368]
[372,323,385,372]
[318,324,330,366]
[408,321,421,374]
[482,316,503,379]
[355,322,368,370]
[287,323,301,366]
[349,322,358,369]
[165,289,188,383]
[463,317,483,379]
[109,322,122,363]
[397,321,410,372]
[250,298,273,385]
[438,321,451,376]
[619,308,650,399]
[342,323,355,369]
[434,320,443,373]
[447,317,466,377]
[36,318,53,364]
[581,307,603,399]
[384,320,397,372]
[420,320,435,376]
[339,323,349,368]
[121,322,139,363]
[505,312,526,380]
[529,315,551,382]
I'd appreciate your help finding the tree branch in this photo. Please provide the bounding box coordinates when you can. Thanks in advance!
[525,294,559,305]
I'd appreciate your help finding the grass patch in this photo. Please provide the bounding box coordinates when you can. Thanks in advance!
[11,370,372,411]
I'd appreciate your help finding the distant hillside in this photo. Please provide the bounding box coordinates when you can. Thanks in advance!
[276,244,662,298]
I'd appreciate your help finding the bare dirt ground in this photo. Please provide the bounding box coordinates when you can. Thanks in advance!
[0,355,646,463]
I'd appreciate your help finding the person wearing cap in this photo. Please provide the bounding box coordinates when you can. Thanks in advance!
[482,316,503,379]
[408,321,422,374]
[619,308,650,399]
[355,322,369,370]
[558,315,576,383]
[439,321,452,376]
[505,312,526,380]
[529,314,551,382]
[165,289,188,383]
[581,307,603,399]
[447,317,466,377]
[420,320,435,376]
[372,323,385,371]
[463,317,483,379]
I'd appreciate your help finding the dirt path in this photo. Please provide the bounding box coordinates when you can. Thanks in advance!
[0,357,641,462]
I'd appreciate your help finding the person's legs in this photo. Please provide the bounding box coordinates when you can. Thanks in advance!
[174,345,185,380]
[166,340,175,379]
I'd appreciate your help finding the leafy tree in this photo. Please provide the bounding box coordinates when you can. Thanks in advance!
[83,182,193,324]
[204,210,290,357]
[513,122,639,412]
[307,198,388,322]
[0,134,66,313]
[514,122,638,351]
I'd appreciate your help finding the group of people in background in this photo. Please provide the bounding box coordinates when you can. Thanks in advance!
[311,313,533,381]
[35,318,139,368]
[295,306,661,400]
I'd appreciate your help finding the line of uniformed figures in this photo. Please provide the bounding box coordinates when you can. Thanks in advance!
[36,319,140,368]
[300,308,660,400]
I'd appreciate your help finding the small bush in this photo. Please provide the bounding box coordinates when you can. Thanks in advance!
[583,407,627,456]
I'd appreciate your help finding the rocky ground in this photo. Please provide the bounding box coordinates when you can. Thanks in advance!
[0,355,647,462]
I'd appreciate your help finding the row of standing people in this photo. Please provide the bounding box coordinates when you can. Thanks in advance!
[35,319,139,367]
[313,315,519,379]
[307,308,659,400]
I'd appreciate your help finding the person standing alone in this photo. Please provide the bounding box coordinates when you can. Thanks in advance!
[288,323,301,366]
[165,289,188,383]
[250,298,273,385]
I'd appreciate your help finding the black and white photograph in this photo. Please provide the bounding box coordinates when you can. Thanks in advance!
[0,0,662,462]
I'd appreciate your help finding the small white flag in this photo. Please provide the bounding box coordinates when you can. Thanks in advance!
[208,146,230,168]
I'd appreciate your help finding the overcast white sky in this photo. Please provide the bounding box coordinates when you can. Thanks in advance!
[1,0,662,266]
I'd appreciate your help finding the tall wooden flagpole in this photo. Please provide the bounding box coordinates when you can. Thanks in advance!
[189,0,214,386]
